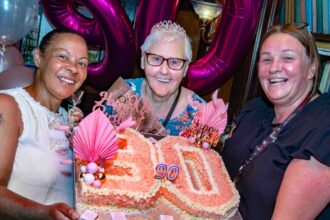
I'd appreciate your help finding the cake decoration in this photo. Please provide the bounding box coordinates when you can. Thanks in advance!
[159,214,174,220]
[181,90,227,149]
[73,85,239,219]
[53,90,84,137]
[155,163,179,181]
[73,109,119,188]
[80,162,106,188]
[92,77,167,136]
[73,109,118,163]
[79,209,98,220]
[75,129,240,219]
[67,90,85,127]
[110,212,127,220]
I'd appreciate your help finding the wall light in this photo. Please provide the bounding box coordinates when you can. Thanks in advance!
[191,0,222,44]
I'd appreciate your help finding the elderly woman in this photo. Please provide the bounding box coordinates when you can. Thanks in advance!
[221,23,330,219]
[0,29,88,219]
[113,21,205,136]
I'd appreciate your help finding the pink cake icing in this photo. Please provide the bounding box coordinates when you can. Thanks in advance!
[76,128,239,219]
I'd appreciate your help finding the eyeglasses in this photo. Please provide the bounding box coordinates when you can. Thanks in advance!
[145,52,187,70]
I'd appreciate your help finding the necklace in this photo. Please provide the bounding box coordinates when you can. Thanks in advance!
[271,122,282,128]
[162,86,181,128]
[143,82,181,128]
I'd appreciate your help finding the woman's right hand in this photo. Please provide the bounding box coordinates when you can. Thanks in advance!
[44,203,80,220]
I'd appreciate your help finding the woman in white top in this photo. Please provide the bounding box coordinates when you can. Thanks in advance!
[0,28,88,219]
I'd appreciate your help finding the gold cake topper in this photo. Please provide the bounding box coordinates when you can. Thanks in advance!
[183,119,221,150]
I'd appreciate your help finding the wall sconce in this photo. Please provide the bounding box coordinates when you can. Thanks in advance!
[191,0,222,44]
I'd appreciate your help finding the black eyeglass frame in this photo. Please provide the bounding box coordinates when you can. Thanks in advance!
[145,52,188,70]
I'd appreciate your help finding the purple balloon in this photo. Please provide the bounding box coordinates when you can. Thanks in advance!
[134,0,180,56]
[82,0,136,90]
[40,0,136,91]
[187,0,263,95]
[41,0,263,94]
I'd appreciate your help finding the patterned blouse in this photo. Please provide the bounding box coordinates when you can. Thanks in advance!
[106,78,205,136]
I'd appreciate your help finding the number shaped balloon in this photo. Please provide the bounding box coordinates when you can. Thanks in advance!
[41,0,263,94]
[134,0,180,56]
[40,0,136,90]
[187,0,263,95]
[134,0,264,95]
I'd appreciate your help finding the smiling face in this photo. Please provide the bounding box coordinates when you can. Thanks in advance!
[258,33,315,107]
[143,35,188,99]
[34,33,88,100]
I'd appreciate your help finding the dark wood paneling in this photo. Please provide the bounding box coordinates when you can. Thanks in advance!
[227,0,283,123]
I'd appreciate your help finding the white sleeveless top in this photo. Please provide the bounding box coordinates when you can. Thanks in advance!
[0,88,74,206]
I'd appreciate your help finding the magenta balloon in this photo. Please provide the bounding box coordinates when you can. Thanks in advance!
[41,0,136,91]
[40,0,263,94]
[187,0,263,95]
[134,0,180,56]
[40,0,103,46]
[0,66,35,90]
[82,0,136,90]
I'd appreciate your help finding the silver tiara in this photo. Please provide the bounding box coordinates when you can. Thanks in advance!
[151,20,187,35]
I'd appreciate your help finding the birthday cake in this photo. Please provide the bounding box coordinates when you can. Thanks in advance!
[75,127,239,219]
[73,89,239,219]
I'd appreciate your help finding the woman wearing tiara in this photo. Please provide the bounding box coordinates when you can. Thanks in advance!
[107,20,205,136]
[0,29,88,219]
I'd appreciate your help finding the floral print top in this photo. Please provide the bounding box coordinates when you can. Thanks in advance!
[125,78,205,136]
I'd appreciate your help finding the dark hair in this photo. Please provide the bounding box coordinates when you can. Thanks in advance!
[259,23,320,95]
[38,28,86,54]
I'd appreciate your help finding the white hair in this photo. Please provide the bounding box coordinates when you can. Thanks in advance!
[140,21,192,69]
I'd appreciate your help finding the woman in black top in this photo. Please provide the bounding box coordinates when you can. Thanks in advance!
[222,23,330,219]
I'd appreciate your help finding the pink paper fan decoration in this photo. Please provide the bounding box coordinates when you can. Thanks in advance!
[181,90,228,149]
[73,109,118,162]
[179,90,227,149]
[192,89,228,135]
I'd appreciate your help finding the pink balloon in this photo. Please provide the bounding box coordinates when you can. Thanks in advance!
[40,0,136,91]
[0,66,35,90]
[187,0,263,95]
[134,0,180,56]
[0,46,25,72]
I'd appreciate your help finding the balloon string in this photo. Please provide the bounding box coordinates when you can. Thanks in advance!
[0,44,5,72]
[0,44,6,57]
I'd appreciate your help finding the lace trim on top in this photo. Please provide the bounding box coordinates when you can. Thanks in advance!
[18,88,70,154]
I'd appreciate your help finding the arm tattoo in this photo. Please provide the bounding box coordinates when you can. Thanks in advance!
[0,113,4,125]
